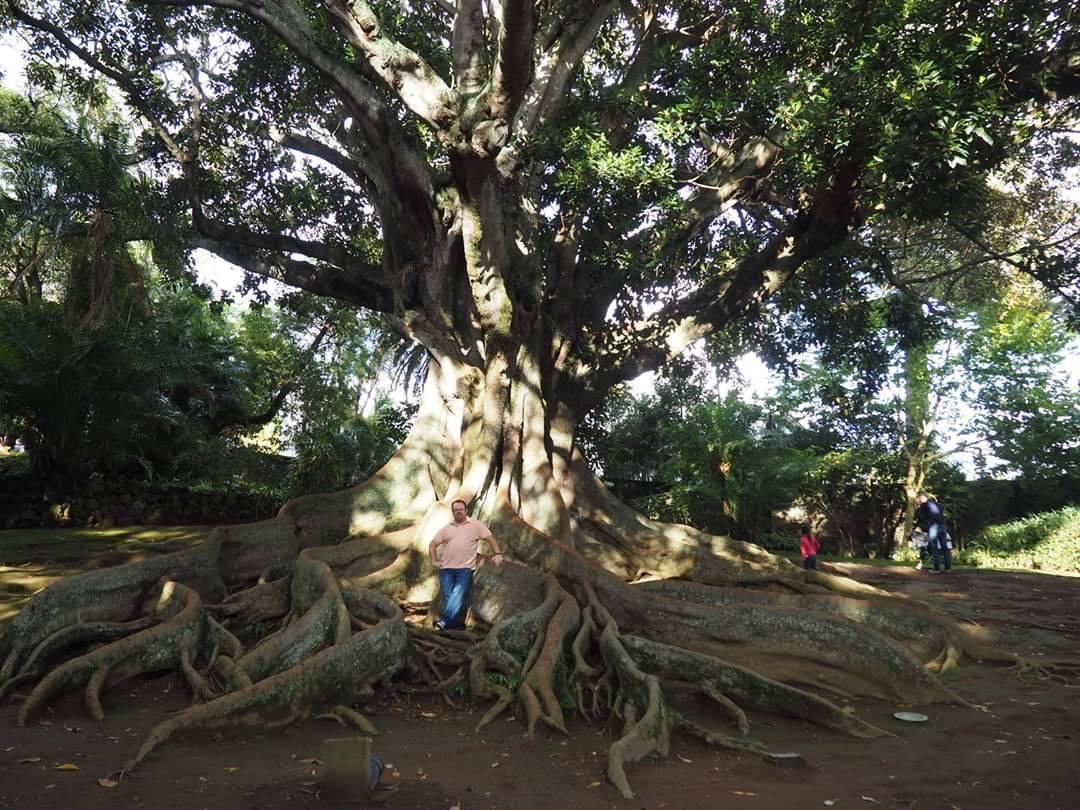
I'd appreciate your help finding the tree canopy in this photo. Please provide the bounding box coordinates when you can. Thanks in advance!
[5,0,1078,414]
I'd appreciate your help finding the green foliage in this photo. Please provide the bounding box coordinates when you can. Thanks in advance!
[286,397,410,497]
[756,532,800,553]
[961,506,1080,573]
[0,89,185,316]
[962,289,1080,477]
[0,289,238,480]
[593,377,815,542]
[0,259,407,488]
[655,395,817,540]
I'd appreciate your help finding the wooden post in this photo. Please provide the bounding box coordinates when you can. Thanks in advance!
[321,736,373,799]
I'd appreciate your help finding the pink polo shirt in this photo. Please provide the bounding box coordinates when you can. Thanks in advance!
[433,517,493,570]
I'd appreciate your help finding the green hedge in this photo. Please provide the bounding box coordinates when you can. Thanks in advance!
[959,505,1080,573]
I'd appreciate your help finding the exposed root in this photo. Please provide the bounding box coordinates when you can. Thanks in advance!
[208,578,290,628]
[0,616,156,695]
[635,579,993,673]
[519,580,580,735]
[317,704,378,735]
[622,585,968,705]
[589,594,671,801]
[467,571,563,732]
[621,635,890,738]
[237,556,349,682]
[1,541,224,683]
[17,580,206,726]
[0,672,35,702]
[698,680,751,735]
[122,594,406,773]
[671,711,769,754]
[210,655,253,692]
[83,665,111,721]
[4,447,1032,799]
[205,615,244,662]
[1010,658,1080,685]
[180,647,216,704]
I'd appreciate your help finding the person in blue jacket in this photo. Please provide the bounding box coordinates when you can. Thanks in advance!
[915,494,951,572]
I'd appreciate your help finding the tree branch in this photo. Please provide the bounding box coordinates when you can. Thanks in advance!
[275,131,379,193]
[949,222,1080,315]
[7,1,189,164]
[1005,31,1080,103]
[192,237,398,312]
[569,134,783,332]
[487,0,537,122]
[452,0,488,97]
[513,0,617,138]
[317,0,462,140]
[578,166,861,405]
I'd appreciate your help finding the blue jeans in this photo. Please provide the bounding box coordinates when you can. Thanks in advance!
[803,555,817,570]
[438,567,474,628]
[929,524,951,571]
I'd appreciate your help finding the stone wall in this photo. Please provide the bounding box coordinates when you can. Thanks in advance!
[0,475,280,529]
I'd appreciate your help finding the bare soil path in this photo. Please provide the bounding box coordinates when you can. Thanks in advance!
[1,541,1078,810]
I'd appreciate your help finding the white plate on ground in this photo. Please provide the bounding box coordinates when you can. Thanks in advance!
[893,711,929,723]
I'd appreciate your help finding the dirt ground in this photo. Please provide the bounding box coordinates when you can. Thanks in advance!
[1,554,1078,810]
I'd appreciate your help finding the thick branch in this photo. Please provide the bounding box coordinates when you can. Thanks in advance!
[582,167,860,402]
[193,237,398,312]
[487,0,537,122]
[318,0,462,141]
[513,0,617,138]
[565,134,782,336]
[144,0,437,181]
[452,0,488,96]
[277,132,378,192]
[1006,32,1080,103]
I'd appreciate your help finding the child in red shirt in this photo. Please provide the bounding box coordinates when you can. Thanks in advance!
[799,523,821,571]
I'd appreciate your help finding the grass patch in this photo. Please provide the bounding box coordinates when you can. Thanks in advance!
[0,525,210,630]
[0,525,211,567]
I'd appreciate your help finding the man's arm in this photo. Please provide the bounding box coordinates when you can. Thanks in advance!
[428,530,446,567]
[481,533,504,566]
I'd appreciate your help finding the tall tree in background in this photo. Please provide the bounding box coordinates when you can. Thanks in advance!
[4,1,1080,796]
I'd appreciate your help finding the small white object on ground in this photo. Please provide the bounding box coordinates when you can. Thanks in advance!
[893,711,929,723]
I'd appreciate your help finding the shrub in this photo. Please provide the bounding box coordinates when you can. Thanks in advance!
[959,505,1080,573]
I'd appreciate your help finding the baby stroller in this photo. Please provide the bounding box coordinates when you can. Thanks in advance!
[909,527,953,571]
[909,528,930,569]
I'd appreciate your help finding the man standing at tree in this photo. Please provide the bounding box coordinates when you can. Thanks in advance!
[428,499,504,630]
[915,493,951,573]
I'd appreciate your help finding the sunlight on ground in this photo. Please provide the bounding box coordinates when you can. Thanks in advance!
[0,526,211,632]
[0,525,210,563]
